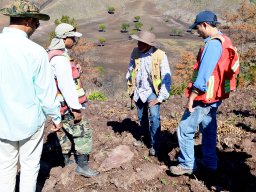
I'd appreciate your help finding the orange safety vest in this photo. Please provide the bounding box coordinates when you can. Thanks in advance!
[48,50,87,115]
[185,34,240,103]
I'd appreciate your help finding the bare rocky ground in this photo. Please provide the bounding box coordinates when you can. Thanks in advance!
[1,0,254,191]
[38,87,256,192]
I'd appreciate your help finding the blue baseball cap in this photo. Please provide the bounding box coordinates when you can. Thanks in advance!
[189,11,220,29]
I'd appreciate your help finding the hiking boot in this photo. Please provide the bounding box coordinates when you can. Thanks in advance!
[75,155,99,177]
[63,154,74,166]
[133,140,144,147]
[149,147,156,156]
[170,165,195,175]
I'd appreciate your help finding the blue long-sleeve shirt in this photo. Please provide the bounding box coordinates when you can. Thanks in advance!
[193,32,222,92]
[0,27,61,141]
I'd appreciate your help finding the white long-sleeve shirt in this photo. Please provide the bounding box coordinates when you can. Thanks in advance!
[0,27,61,141]
[49,51,82,110]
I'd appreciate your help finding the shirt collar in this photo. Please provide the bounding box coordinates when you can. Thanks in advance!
[204,31,222,44]
[2,27,28,38]
[141,47,154,56]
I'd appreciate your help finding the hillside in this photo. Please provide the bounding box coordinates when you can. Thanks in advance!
[0,0,255,192]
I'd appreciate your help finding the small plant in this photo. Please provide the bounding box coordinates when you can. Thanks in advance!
[107,6,115,14]
[143,155,152,162]
[160,178,168,185]
[134,22,143,31]
[134,16,141,22]
[88,91,107,101]
[96,66,105,75]
[121,23,130,33]
[170,83,187,96]
[170,27,183,36]
[251,100,256,110]
[98,37,106,46]
[128,29,137,40]
[98,23,106,32]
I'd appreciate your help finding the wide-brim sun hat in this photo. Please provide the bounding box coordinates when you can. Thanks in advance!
[131,30,157,46]
[55,23,82,39]
[189,10,220,30]
[0,0,50,21]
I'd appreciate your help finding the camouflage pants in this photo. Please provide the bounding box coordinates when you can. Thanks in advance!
[57,118,92,155]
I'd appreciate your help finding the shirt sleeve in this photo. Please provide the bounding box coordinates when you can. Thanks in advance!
[193,39,222,92]
[157,54,171,103]
[34,51,61,124]
[51,56,82,110]
[126,53,135,80]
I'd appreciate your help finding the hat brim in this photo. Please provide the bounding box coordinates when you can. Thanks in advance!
[131,34,156,46]
[67,31,82,38]
[2,12,50,21]
[189,21,221,30]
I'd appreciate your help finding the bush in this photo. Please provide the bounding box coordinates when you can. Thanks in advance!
[98,23,106,32]
[107,6,115,14]
[121,23,130,32]
[170,28,183,36]
[88,92,107,101]
[98,37,106,46]
[134,16,141,22]
[134,22,143,31]
[128,29,137,39]
[170,83,187,96]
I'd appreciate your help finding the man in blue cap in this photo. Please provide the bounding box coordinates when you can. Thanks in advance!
[170,11,239,176]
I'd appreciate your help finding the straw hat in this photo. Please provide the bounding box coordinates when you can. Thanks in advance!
[131,30,157,46]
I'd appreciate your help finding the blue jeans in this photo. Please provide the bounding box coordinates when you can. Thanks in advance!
[135,93,160,149]
[177,102,219,170]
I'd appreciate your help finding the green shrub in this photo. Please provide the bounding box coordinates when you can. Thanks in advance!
[121,23,130,32]
[170,28,183,36]
[107,6,115,13]
[98,23,106,32]
[98,37,106,46]
[170,83,187,96]
[134,22,143,31]
[88,92,107,101]
[134,16,141,22]
[96,66,105,75]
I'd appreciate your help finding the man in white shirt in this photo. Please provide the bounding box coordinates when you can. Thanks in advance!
[47,23,99,177]
[0,1,62,191]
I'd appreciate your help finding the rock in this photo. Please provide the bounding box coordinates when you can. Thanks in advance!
[98,145,134,171]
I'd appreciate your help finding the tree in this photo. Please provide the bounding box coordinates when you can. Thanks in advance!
[98,23,106,32]
[134,22,143,31]
[107,6,115,14]
[98,37,106,46]
[121,23,130,33]
[134,16,141,22]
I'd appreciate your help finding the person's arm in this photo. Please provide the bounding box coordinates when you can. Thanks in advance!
[33,51,61,125]
[126,54,135,81]
[187,39,222,112]
[193,39,222,92]
[52,56,82,110]
[149,54,171,107]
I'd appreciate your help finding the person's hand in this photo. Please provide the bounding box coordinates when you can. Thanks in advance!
[50,122,63,132]
[186,98,194,112]
[149,99,159,108]
[72,109,82,123]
